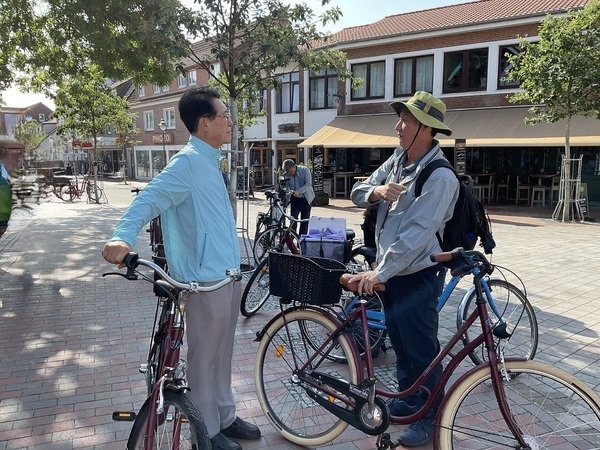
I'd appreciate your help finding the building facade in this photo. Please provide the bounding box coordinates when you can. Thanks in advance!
[128,0,600,204]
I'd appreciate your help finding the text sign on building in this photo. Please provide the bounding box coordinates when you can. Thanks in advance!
[152,133,174,144]
[454,139,466,175]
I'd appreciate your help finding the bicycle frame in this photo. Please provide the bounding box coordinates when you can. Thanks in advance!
[262,257,529,446]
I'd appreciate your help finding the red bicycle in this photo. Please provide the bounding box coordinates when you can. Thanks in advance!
[106,252,240,450]
[55,174,104,202]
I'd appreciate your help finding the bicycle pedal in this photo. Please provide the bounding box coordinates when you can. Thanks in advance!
[112,411,137,422]
[139,363,148,374]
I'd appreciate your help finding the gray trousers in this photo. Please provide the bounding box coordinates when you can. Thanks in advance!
[184,280,242,437]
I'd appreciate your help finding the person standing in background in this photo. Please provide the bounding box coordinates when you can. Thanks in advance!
[282,159,315,236]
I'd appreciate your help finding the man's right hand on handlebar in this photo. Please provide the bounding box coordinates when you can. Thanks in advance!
[102,241,133,268]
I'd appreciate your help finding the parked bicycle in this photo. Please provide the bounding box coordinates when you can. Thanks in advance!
[254,249,600,448]
[55,174,104,203]
[105,252,240,450]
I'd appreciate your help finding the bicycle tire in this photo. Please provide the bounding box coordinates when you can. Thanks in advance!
[458,279,538,366]
[255,309,359,446]
[437,360,600,449]
[127,389,211,450]
[252,227,300,264]
[240,257,274,317]
[57,185,74,202]
[87,185,103,203]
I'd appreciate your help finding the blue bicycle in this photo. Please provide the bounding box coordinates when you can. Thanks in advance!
[338,247,537,366]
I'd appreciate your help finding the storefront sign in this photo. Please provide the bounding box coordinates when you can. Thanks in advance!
[152,133,174,144]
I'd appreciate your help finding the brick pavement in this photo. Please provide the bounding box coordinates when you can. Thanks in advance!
[1,180,600,449]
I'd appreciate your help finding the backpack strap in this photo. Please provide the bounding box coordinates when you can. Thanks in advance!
[414,158,457,248]
[414,158,456,197]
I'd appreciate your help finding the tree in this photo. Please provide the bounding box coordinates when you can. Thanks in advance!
[53,66,140,203]
[179,0,348,215]
[15,120,46,168]
[0,0,195,100]
[506,0,600,222]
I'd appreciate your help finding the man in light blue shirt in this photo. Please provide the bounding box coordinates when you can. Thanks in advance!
[282,159,315,236]
[103,87,260,450]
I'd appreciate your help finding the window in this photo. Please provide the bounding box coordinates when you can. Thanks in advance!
[187,70,197,86]
[177,73,186,88]
[38,113,45,122]
[137,86,146,97]
[498,45,521,89]
[163,109,176,129]
[153,84,161,94]
[143,111,154,131]
[275,72,299,113]
[309,69,338,109]
[255,88,268,115]
[443,49,488,93]
[394,55,434,97]
[161,85,170,93]
[351,61,385,100]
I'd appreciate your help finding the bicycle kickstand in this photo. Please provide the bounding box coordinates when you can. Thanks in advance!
[376,433,400,450]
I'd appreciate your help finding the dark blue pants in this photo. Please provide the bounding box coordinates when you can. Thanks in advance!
[290,196,311,236]
[383,264,446,409]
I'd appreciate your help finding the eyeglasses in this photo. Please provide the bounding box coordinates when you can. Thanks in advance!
[213,112,230,120]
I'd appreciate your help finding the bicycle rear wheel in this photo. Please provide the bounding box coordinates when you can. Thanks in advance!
[240,257,275,317]
[458,279,538,366]
[253,227,300,264]
[437,360,600,449]
[127,389,211,449]
[255,309,359,446]
[57,185,74,202]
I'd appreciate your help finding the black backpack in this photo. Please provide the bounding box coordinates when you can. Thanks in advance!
[415,159,495,254]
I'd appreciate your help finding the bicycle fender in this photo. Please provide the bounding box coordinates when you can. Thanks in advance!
[254,305,344,342]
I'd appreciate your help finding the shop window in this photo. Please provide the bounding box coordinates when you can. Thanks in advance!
[394,55,434,97]
[498,45,521,89]
[351,61,385,100]
[443,49,488,93]
[309,69,338,109]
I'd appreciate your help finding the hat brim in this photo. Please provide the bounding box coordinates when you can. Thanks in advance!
[391,101,452,136]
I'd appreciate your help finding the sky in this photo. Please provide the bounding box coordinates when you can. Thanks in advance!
[1,0,470,109]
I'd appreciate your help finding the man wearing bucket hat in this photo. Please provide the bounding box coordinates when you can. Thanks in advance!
[349,91,459,447]
[282,159,315,236]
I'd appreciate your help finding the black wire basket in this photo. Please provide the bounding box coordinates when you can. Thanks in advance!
[268,252,346,305]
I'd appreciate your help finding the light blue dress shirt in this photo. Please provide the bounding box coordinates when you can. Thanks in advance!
[110,136,240,283]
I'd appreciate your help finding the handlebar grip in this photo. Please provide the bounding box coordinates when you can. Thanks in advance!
[430,247,465,263]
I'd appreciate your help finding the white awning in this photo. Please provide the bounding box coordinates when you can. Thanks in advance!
[298,107,600,148]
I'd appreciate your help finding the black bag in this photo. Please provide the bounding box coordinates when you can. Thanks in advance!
[415,159,495,254]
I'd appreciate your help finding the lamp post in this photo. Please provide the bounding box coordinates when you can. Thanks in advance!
[159,118,167,171]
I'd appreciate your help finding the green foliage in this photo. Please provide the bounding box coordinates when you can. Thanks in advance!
[180,0,347,98]
[52,66,139,150]
[15,120,46,153]
[0,0,195,98]
[506,0,600,124]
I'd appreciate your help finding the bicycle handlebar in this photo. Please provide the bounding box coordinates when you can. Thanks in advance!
[273,201,310,223]
[116,252,241,293]
[430,247,493,277]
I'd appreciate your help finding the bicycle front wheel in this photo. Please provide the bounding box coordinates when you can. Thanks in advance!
[255,309,359,446]
[240,257,274,317]
[127,389,211,450]
[437,360,600,449]
[253,227,299,264]
[458,279,538,365]
[57,185,74,202]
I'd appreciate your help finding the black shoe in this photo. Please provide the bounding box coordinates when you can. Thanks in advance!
[211,432,241,450]
[221,416,261,440]
[387,397,425,417]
